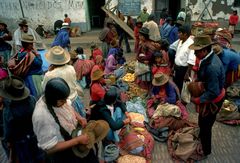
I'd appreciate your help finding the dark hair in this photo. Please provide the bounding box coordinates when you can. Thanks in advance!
[104,86,118,105]
[178,25,191,36]
[45,78,70,106]
[75,47,84,54]
[22,41,32,49]
[64,14,68,17]
[159,39,169,51]
[116,48,123,58]
[148,14,155,21]
[153,51,163,58]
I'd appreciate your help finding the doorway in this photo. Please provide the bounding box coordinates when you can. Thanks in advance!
[88,0,105,29]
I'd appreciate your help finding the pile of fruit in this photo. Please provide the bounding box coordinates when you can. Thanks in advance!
[127,82,147,99]
[122,73,135,82]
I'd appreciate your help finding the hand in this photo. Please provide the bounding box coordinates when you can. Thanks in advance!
[77,134,89,144]
[123,118,131,125]
[191,97,200,104]
[79,118,87,128]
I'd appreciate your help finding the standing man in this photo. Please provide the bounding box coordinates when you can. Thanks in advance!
[64,14,72,26]
[189,35,225,157]
[137,6,149,23]
[172,25,196,92]
[13,19,37,52]
[51,23,71,51]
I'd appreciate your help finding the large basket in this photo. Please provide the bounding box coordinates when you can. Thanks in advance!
[191,21,219,36]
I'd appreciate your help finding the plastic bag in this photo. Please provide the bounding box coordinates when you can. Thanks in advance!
[181,81,191,103]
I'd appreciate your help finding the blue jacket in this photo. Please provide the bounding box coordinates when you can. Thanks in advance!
[160,23,172,40]
[198,52,225,103]
[217,48,240,73]
[168,26,179,44]
[51,29,70,48]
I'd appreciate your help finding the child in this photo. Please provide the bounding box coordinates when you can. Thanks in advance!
[229,10,239,37]
[152,51,171,75]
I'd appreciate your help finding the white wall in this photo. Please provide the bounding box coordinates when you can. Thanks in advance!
[0,0,87,31]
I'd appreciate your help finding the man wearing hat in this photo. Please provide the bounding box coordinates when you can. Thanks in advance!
[137,6,149,23]
[189,35,225,158]
[51,22,71,51]
[0,21,12,64]
[13,19,37,51]
[0,76,45,162]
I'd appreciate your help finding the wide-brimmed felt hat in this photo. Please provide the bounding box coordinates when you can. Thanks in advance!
[139,27,149,36]
[0,76,30,101]
[61,22,70,29]
[0,21,7,27]
[19,19,28,26]
[91,68,104,81]
[152,73,169,86]
[69,50,78,60]
[72,120,109,158]
[45,46,70,65]
[21,33,35,43]
[189,35,216,50]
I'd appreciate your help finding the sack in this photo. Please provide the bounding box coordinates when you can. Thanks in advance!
[99,28,110,41]
[135,61,150,76]
[8,51,35,77]
[181,81,191,103]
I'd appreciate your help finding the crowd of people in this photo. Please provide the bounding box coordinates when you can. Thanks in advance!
[0,7,240,163]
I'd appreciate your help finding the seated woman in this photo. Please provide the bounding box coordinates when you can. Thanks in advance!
[90,86,130,142]
[90,67,106,103]
[105,50,125,79]
[32,78,98,162]
[152,51,171,75]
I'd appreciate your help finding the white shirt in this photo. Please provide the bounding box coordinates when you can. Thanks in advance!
[143,20,161,41]
[32,97,78,150]
[42,65,81,101]
[174,36,196,66]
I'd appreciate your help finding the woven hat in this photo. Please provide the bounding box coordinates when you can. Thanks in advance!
[0,76,30,101]
[189,35,216,50]
[45,46,70,65]
[91,67,104,81]
[72,120,109,158]
[152,73,169,86]
[61,22,70,29]
[19,19,28,26]
[21,34,35,43]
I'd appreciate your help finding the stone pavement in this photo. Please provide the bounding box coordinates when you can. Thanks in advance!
[43,30,240,163]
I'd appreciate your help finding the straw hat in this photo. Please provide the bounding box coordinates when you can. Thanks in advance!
[21,34,35,43]
[72,120,110,158]
[91,68,104,81]
[45,46,70,65]
[152,73,169,86]
[0,76,30,101]
[189,35,216,50]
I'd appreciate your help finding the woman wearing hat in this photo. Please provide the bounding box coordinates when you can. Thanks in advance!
[42,46,85,117]
[1,76,45,162]
[90,86,130,142]
[0,21,12,64]
[135,27,160,90]
[11,33,43,99]
[90,66,106,103]
[33,78,99,162]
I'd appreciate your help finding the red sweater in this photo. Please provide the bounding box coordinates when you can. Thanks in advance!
[229,15,239,25]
